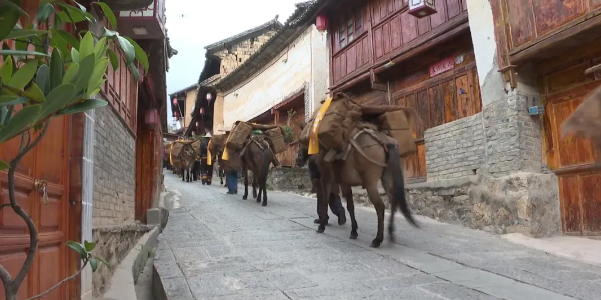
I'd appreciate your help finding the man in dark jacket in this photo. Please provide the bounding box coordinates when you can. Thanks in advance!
[308,156,346,225]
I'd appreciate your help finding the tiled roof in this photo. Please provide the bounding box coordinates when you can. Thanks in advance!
[214,0,327,92]
[169,83,198,97]
[204,18,284,53]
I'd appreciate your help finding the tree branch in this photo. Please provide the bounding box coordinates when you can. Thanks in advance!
[25,260,88,300]
[9,122,50,290]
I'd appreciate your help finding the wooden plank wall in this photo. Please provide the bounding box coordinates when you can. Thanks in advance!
[330,0,468,86]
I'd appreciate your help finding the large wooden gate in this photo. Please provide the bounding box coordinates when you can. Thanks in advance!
[0,116,73,299]
[541,44,601,235]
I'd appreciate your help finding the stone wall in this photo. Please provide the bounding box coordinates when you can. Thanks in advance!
[91,224,154,296]
[483,92,543,176]
[93,106,136,226]
[267,167,312,192]
[424,113,485,181]
[215,30,278,76]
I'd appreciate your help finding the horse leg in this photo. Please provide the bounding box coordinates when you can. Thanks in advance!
[317,175,331,233]
[242,167,249,200]
[254,172,260,201]
[365,182,385,248]
[381,172,398,243]
[341,184,358,239]
[260,174,267,207]
[181,168,185,181]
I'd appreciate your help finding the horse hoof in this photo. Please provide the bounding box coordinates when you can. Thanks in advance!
[370,239,382,248]
[262,202,267,207]
[389,235,396,243]
[256,198,261,203]
[317,226,326,233]
[242,195,248,200]
[349,232,358,239]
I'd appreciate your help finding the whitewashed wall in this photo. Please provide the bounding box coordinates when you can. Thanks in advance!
[223,25,328,126]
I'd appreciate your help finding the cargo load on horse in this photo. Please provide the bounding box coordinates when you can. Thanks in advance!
[296,93,423,248]
[171,139,198,182]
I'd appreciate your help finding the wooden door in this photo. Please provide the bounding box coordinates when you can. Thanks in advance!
[0,116,71,299]
[546,83,601,235]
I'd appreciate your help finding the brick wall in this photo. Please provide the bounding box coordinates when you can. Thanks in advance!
[215,30,278,76]
[424,113,486,181]
[92,106,136,226]
[483,92,542,176]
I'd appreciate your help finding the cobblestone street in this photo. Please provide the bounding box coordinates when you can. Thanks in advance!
[154,173,601,300]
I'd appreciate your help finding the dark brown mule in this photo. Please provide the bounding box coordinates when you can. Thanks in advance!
[561,84,601,161]
[241,134,273,206]
[209,134,229,186]
[179,144,195,182]
[296,108,422,248]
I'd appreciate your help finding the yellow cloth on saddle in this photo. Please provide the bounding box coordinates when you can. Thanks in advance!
[207,140,212,166]
[308,97,333,155]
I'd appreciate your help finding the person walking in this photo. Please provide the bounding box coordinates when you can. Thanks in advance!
[308,156,346,225]
[221,126,240,195]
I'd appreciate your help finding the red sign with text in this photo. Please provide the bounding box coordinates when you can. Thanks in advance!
[429,57,455,77]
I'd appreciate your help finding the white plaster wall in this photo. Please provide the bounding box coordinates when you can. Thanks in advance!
[466,0,497,88]
[310,26,329,118]
[223,26,328,126]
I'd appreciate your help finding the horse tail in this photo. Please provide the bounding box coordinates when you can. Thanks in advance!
[258,145,271,186]
[386,144,419,228]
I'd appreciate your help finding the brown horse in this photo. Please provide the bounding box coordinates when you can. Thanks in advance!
[561,84,601,160]
[296,109,422,248]
[179,143,196,182]
[241,133,273,206]
[209,134,229,186]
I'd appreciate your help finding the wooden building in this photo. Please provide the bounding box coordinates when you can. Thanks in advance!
[212,3,328,166]
[0,0,173,299]
[314,0,481,181]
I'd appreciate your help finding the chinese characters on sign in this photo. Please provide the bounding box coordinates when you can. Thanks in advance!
[429,57,455,77]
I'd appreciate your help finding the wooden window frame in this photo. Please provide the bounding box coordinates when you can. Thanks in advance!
[337,8,363,49]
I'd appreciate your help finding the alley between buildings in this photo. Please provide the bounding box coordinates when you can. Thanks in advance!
[154,173,601,300]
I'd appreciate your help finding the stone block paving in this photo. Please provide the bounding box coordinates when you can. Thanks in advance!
[155,174,601,300]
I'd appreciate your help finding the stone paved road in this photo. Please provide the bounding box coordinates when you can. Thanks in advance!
[155,173,601,300]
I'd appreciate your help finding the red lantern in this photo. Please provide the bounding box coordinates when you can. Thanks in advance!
[172,98,178,105]
[145,109,158,128]
[174,111,178,118]
[316,14,328,32]
[408,0,437,18]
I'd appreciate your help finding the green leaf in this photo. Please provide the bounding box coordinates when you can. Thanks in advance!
[96,257,110,268]
[62,63,79,84]
[50,29,70,61]
[0,104,41,143]
[56,2,93,23]
[71,48,80,63]
[36,64,50,95]
[24,83,45,103]
[7,59,38,90]
[59,98,107,115]
[100,28,118,39]
[0,50,49,57]
[49,48,64,90]
[0,0,22,41]
[107,48,119,70]
[66,240,87,258]
[127,62,140,82]
[0,160,9,171]
[83,240,96,252]
[86,58,108,96]
[5,29,48,40]
[79,31,94,59]
[36,3,55,23]
[1,56,13,82]
[56,29,80,50]
[0,96,27,106]
[70,0,86,16]
[72,54,94,95]
[93,1,117,29]
[0,0,29,18]
[89,257,98,272]
[124,37,148,75]
[116,36,135,64]
[3,105,13,125]
[39,83,76,120]
[93,37,108,60]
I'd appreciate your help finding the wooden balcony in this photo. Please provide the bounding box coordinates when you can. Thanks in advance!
[116,0,166,40]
